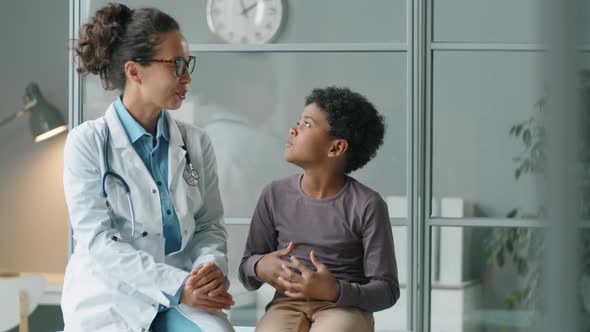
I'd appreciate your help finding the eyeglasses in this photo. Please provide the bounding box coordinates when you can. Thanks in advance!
[134,56,196,77]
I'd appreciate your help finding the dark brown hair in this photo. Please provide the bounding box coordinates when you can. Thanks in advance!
[75,3,179,90]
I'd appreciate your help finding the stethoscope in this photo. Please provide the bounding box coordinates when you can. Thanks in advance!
[102,126,200,242]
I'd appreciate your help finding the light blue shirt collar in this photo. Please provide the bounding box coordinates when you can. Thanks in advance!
[114,96,169,144]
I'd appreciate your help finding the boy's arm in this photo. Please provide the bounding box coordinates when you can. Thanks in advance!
[336,193,400,312]
[238,185,278,290]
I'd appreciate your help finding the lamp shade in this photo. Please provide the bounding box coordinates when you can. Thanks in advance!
[25,83,67,142]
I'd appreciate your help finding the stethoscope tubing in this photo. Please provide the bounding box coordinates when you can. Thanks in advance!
[101,126,199,242]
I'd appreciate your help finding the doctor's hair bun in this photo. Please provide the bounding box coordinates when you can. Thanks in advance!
[75,3,133,87]
[75,3,180,90]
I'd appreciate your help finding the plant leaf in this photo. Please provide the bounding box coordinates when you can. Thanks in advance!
[496,247,505,267]
[523,129,532,146]
[506,208,519,218]
[517,258,529,275]
[507,239,514,253]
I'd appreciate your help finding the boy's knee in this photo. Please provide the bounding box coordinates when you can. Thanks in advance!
[256,307,310,332]
[311,307,374,332]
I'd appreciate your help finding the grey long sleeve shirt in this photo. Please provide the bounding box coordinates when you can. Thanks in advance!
[239,174,400,313]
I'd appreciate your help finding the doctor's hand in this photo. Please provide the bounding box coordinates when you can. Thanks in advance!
[180,263,234,312]
[191,262,228,297]
[255,241,295,294]
[276,251,341,302]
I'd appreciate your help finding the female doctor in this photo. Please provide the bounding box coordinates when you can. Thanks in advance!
[61,3,235,331]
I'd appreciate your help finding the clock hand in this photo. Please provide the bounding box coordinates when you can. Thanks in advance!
[241,1,258,17]
[240,0,247,15]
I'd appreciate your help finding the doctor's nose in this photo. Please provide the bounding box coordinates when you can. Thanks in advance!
[179,71,192,84]
[289,126,298,136]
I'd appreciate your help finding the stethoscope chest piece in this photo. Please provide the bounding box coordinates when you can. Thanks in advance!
[181,145,199,186]
[183,164,199,186]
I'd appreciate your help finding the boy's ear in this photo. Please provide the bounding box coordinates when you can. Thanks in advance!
[328,139,348,157]
[124,60,143,85]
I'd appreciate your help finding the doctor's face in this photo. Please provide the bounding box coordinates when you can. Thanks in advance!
[138,30,192,111]
[285,103,335,168]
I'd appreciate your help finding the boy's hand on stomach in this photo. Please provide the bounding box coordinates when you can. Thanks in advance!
[277,251,341,302]
[255,241,295,294]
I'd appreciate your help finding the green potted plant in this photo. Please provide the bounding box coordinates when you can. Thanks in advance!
[486,70,590,312]
[484,88,547,310]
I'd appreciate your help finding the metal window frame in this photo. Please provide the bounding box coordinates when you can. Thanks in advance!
[67,0,82,258]
[409,0,426,331]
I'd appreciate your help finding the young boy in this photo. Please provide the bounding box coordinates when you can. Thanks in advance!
[239,87,399,332]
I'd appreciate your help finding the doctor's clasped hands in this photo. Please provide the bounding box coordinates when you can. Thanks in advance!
[181,262,234,313]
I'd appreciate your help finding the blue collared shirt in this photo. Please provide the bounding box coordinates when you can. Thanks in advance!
[114,97,182,255]
[113,97,184,308]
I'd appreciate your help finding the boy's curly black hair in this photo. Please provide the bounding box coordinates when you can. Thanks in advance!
[305,86,385,174]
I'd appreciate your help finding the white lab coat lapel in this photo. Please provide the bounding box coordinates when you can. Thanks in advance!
[167,113,187,194]
[103,106,162,236]
[104,105,153,182]
[166,112,201,251]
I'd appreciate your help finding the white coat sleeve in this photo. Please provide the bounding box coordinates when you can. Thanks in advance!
[63,126,188,306]
[186,131,229,276]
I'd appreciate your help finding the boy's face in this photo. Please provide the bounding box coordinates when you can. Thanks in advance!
[284,103,336,168]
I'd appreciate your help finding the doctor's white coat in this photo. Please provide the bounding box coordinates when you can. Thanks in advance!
[61,105,229,331]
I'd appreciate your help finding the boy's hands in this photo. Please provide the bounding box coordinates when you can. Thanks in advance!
[277,251,341,302]
[255,242,295,294]
[180,262,234,312]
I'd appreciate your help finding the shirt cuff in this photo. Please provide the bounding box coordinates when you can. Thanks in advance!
[246,254,265,283]
[158,275,188,311]
[335,279,354,307]
[192,255,229,277]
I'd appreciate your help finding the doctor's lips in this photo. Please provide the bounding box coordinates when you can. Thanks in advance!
[175,89,187,100]
[285,140,294,149]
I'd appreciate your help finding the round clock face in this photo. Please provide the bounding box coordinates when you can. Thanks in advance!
[206,0,284,44]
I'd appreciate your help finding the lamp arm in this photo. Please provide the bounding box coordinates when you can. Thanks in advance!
[0,109,29,128]
[0,98,37,128]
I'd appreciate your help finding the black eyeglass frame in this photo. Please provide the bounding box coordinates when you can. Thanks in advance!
[134,56,196,77]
